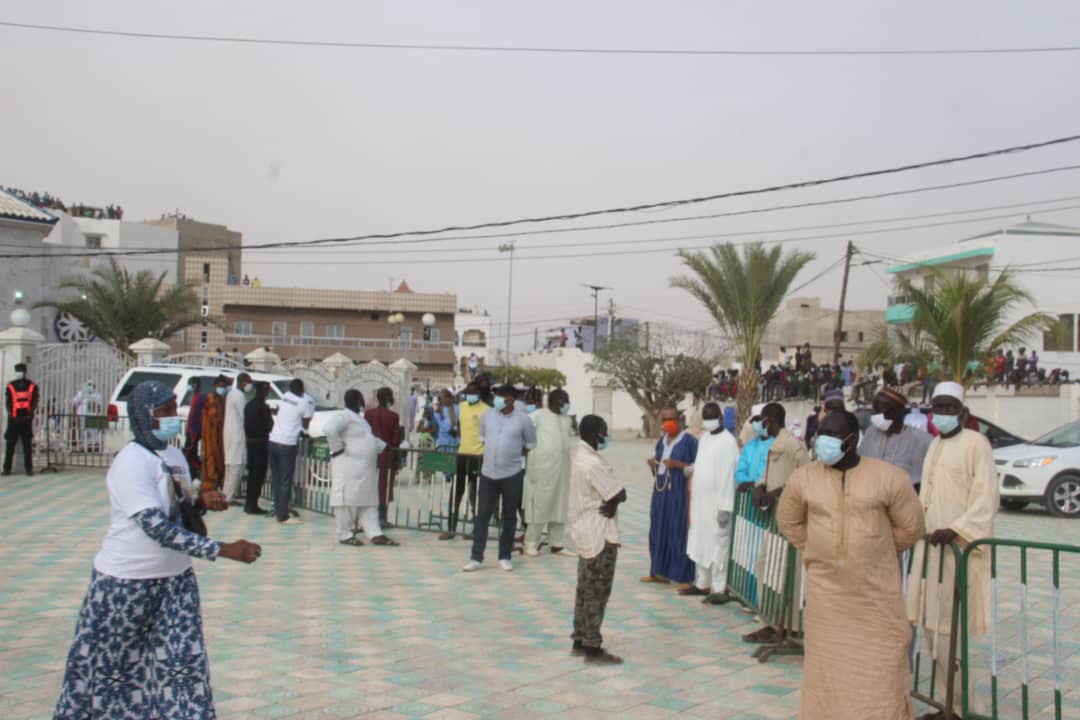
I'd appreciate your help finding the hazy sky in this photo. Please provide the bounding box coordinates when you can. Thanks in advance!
[4,1,1080,351]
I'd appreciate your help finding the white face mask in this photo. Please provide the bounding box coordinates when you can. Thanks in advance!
[870,413,892,432]
[703,418,722,432]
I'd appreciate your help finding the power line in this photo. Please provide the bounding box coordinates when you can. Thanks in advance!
[4,20,1080,56]
[2,134,1079,260]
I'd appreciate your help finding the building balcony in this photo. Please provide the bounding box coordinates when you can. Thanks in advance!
[885,303,916,324]
[223,333,456,366]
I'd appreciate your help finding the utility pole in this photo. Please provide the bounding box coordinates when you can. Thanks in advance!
[607,297,615,340]
[582,284,611,353]
[832,241,855,365]
[499,243,515,367]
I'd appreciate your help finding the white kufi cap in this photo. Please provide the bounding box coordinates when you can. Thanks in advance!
[932,381,965,402]
[751,403,766,416]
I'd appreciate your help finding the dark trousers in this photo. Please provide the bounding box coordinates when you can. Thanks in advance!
[245,440,269,511]
[376,451,398,522]
[573,542,618,649]
[268,441,298,522]
[470,471,524,562]
[449,454,481,532]
[3,421,33,474]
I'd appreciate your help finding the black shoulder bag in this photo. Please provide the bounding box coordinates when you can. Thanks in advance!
[137,441,208,537]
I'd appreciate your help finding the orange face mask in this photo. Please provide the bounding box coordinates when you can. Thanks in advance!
[662,420,680,436]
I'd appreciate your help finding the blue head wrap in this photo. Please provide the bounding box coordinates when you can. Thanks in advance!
[128,380,177,451]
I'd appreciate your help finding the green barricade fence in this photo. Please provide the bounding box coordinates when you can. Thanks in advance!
[725,490,803,662]
[958,539,1080,720]
[907,539,964,718]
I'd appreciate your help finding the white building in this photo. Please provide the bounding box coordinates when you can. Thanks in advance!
[454,310,492,381]
[886,220,1080,372]
[0,190,180,342]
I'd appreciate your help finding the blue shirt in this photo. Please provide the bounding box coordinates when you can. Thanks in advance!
[735,435,775,484]
[434,407,459,450]
[479,405,537,480]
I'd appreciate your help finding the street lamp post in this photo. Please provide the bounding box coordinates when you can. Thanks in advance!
[582,284,611,352]
[499,242,515,370]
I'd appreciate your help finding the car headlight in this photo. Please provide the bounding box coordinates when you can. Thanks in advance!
[1012,456,1058,468]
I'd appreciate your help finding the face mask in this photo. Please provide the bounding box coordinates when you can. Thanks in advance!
[934,413,960,434]
[466,394,479,405]
[597,436,609,451]
[662,420,680,436]
[752,420,768,438]
[493,396,507,411]
[525,404,536,414]
[703,418,722,432]
[152,416,183,442]
[15,372,24,380]
[561,403,571,416]
[815,435,846,466]
[870,413,892,432]
[216,386,228,396]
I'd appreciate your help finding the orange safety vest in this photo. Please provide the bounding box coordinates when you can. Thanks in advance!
[8,382,35,418]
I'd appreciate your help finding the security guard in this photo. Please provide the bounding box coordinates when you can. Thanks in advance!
[3,362,40,476]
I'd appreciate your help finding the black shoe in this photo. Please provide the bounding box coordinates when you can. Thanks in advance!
[245,508,269,516]
[1,470,10,477]
[26,471,33,477]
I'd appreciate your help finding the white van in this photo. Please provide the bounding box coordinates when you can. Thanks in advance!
[108,364,338,437]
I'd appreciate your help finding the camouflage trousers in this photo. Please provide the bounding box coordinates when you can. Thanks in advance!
[572,542,618,649]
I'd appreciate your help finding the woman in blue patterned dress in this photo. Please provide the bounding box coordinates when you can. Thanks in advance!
[54,381,262,719]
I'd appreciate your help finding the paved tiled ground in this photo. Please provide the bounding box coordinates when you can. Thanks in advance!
[2,439,1079,719]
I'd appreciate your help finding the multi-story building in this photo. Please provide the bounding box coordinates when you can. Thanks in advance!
[0,191,59,337]
[179,256,457,386]
[454,309,492,380]
[885,219,1080,371]
[761,297,884,366]
[46,211,179,282]
[146,214,242,285]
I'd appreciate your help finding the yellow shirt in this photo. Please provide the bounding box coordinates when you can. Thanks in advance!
[457,401,489,455]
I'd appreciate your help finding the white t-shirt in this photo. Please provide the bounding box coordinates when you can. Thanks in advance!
[94,443,196,580]
[269,391,314,446]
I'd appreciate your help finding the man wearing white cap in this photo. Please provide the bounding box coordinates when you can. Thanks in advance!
[905,381,997,720]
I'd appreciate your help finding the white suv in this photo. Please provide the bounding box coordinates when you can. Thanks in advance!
[995,420,1080,518]
[108,364,337,437]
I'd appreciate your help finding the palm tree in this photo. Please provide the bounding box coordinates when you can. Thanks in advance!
[670,242,816,427]
[894,267,1055,383]
[35,258,206,352]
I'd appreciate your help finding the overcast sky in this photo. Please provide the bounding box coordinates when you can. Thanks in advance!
[3,1,1080,350]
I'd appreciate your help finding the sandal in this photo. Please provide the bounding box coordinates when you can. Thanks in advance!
[639,575,668,583]
[584,649,624,665]
[370,535,400,546]
[338,536,364,546]
[678,586,709,596]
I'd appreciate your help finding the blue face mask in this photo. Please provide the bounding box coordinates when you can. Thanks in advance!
[466,394,479,405]
[934,413,960,434]
[814,435,846,466]
[493,396,507,411]
[152,416,183,442]
[561,403,571,416]
[597,436,609,451]
[751,420,767,438]
[525,404,536,414]
[216,386,228,396]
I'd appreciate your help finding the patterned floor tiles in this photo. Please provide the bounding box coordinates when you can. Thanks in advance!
[2,438,1079,719]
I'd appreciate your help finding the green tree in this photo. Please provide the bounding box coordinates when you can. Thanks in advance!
[588,326,714,436]
[670,242,816,428]
[35,258,208,352]
[893,267,1055,384]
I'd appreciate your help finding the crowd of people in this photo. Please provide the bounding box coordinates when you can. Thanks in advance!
[31,348,1000,718]
[2,186,123,219]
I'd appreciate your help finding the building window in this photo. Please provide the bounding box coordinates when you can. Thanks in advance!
[325,324,345,338]
[839,331,849,342]
[234,321,253,336]
[300,321,315,337]
[272,321,287,339]
[202,263,211,283]
[399,326,413,346]
[84,235,102,249]
[975,263,989,282]
[423,327,440,343]
[858,331,864,343]
[1044,314,1076,352]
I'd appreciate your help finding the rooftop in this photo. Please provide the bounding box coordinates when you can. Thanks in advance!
[0,189,58,226]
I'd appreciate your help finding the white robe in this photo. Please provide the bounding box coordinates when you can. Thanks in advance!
[687,429,739,569]
[224,387,247,466]
[523,408,573,525]
[325,409,385,508]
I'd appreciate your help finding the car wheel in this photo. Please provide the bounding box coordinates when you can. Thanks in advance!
[1000,499,1029,512]
[1044,474,1080,518]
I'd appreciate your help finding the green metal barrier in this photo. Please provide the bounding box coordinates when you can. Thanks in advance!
[724,490,803,662]
[907,539,963,719]
[958,539,1080,720]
